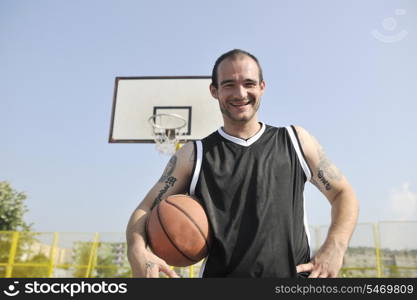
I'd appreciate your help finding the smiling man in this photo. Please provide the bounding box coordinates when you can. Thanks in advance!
[126,49,359,278]
[210,51,264,126]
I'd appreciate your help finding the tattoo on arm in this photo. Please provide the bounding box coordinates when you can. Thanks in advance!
[150,155,179,210]
[311,136,343,192]
[317,145,342,181]
[151,176,177,209]
[317,169,332,191]
[158,155,177,183]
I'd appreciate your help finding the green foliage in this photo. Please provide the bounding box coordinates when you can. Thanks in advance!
[0,183,47,277]
[12,253,50,277]
[0,181,32,231]
[0,232,52,277]
[72,241,131,278]
[72,241,93,278]
[95,248,117,278]
[94,243,130,278]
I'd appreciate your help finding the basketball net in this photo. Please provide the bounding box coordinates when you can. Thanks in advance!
[148,114,187,155]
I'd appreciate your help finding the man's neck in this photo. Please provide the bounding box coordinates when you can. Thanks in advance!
[222,118,262,140]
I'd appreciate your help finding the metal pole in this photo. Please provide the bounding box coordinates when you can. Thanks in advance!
[189,264,194,278]
[85,233,99,278]
[5,232,20,278]
[373,223,382,277]
[47,232,59,278]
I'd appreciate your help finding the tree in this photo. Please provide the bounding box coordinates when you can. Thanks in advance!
[0,181,32,231]
[0,181,35,276]
[11,253,50,277]
[94,242,131,278]
[72,241,131,278]
[72,241,95,278]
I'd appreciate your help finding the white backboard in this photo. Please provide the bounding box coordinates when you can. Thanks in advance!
[109,76,224,143]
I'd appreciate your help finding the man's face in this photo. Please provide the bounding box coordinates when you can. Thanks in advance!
[210,55,265,123]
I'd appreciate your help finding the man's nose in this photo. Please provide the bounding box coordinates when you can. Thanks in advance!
[233,85,247,99]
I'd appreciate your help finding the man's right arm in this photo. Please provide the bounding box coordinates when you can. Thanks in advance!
[126,142,195,277]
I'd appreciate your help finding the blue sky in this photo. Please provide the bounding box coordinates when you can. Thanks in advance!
[1,0,416,246]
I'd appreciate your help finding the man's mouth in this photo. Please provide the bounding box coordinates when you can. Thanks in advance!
[230,101,251,107]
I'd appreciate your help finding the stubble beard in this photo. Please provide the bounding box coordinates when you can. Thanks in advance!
[219,97,260,123]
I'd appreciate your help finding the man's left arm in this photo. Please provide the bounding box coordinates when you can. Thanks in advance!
[294,126,359,278]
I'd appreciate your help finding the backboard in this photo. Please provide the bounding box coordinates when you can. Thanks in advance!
[109,76,224,143]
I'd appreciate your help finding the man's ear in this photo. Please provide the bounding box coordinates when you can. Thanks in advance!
[209,84,218,99]
[260,80,266,95]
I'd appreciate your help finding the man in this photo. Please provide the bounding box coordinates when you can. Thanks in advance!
[126,49,359,278]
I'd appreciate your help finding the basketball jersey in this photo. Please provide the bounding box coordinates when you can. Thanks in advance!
[188,123,312,278]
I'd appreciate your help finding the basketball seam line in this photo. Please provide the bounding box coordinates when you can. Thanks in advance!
[165,199,210,254]
[157,204,199,263]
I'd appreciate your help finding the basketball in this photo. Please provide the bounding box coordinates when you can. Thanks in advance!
[145,194,212,267]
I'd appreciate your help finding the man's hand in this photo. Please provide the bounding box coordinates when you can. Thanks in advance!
[127,243,179,278]
[126,143,195,278]
[296,240,345,278]
[294,126,358,278]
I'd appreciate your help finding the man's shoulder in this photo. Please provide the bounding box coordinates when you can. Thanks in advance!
[290,125,310,140]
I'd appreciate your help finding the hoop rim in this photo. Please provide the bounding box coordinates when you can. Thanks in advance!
[148,113,187,130]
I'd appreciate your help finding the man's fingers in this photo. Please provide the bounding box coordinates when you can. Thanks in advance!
[328,271,338,278]
[308,268,321,278]
[145,261,159,278]
[159,264,180,278]
[296,262,314,273]
[145,259,180,278]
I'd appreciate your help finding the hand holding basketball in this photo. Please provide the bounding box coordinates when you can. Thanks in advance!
[146,194,212,267]
[127,241,180,278]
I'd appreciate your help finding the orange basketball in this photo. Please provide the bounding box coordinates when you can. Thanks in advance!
[145,194,212,267]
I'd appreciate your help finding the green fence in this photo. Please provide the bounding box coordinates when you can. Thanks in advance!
[1,221,416,278]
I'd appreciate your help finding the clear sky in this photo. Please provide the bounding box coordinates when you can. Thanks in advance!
[1,0,417,247]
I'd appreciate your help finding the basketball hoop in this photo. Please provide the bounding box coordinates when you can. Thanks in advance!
[148,113,187,155]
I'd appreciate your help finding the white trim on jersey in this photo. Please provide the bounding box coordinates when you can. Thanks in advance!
[303,197,312,259]
[190,140,206,277]
[217,122,266,147]
[285,126,312,181]
[286,126,312,258]
[189,140,203,196]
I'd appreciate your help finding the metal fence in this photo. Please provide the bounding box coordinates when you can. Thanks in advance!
[1,221,416,278]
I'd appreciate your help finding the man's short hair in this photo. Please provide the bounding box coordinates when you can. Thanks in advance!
[211,49,263,88]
